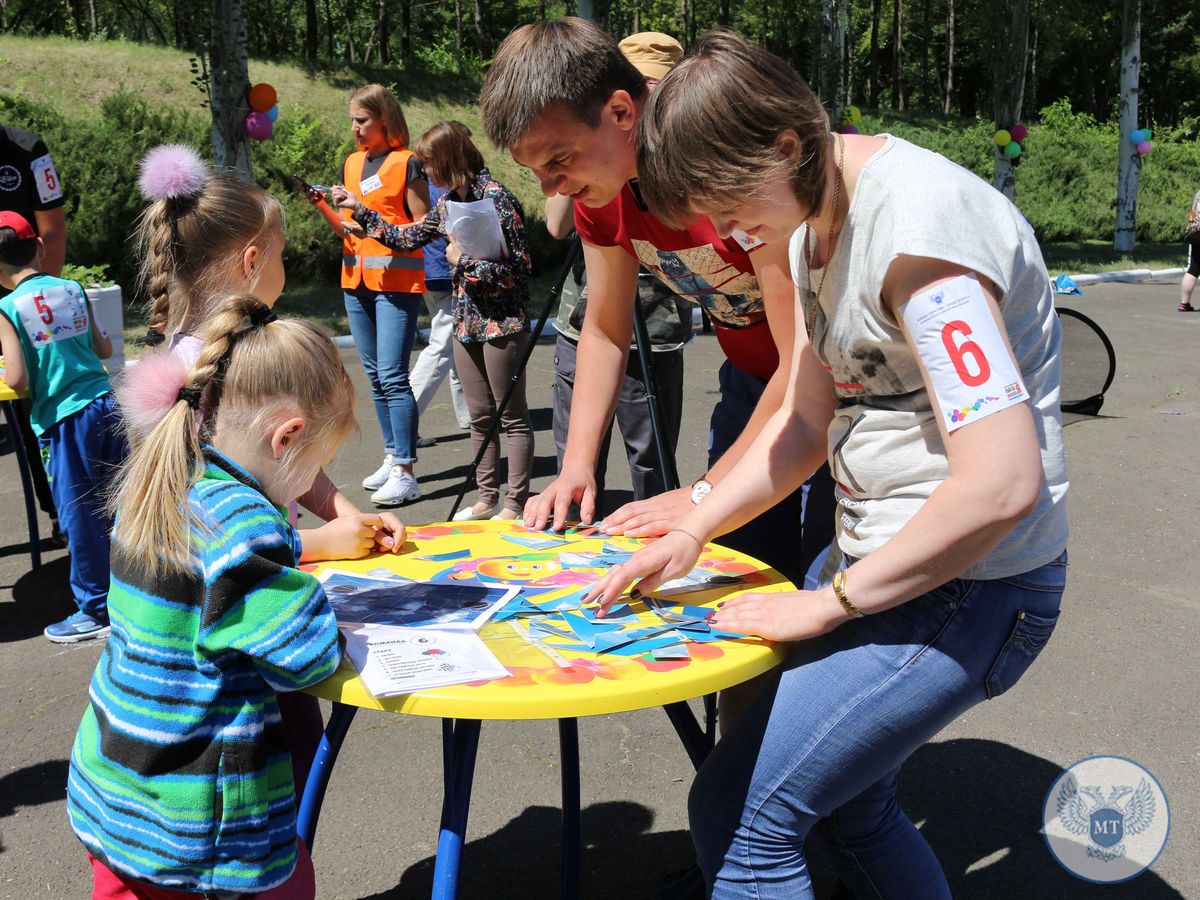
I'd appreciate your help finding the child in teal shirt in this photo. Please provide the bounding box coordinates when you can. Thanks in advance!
[0,210,127,642]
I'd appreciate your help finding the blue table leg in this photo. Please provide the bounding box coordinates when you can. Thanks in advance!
[558,718,581,900]
[432,718,482,900]
[663,701,713,771]
[2,400,41,570]
[297,701,358,848]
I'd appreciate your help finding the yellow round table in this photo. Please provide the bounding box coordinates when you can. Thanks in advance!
[0,366,41,570]
[298,520,793,899]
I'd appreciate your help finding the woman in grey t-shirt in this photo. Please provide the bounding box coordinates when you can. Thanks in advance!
[587,32,1068,898]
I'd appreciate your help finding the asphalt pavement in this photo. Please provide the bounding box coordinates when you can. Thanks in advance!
[0,279,1195,898]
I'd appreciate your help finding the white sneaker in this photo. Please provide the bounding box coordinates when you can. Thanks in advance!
[452,502,496,521]
[371,467,421,507]
[362,454,396,491]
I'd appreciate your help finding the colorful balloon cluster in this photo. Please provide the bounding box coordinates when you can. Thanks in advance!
[838,105,862,135]
[993,123,1028,160]
[1129,127,1154,156]
[245,83,279,141]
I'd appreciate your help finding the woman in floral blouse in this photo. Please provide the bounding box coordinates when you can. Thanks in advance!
[333,120,534,520]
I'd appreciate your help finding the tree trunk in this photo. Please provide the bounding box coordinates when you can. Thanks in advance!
[718,0,730,28]
[343,3,358,62]
[1114,0,1141,253]
[378,0,390,64]
[473,0,487,55]
[818,0,846,121]
[322,0,335,59]
[454,0,462,69]
[990,0,1029,199]
[1027,24,1038,119]
[920,0,931,109]
[869,0,880,106]
[400,0,411,62]
[209,0,252,180]
[890,0,903,110]
[632,0,640,31]
[942,0,954,115]
[539,0,546,20]
[303,0,318,62]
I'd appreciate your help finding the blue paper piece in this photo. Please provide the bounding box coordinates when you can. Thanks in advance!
[580,603,639,624]
[603,637,686,656]
[560,610,625,648]
[536,585,592,611]
[415,548,472,562]
[651,642,691,660]
[491,596,549,622]
[529,619,577,641]
[590,623,680,653]
[602,541,627,554]
[682,626,748,642]
[502,533,578,551]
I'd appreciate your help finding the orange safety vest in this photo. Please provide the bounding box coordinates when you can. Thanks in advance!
[341,147,427,293]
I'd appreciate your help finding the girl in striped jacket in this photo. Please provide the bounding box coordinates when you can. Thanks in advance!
[67,295,357,898]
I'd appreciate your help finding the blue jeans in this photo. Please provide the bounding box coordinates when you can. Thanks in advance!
[39,393,128,619]
[709,361,836,587]
[343,287,420,464]
[690,552,1067,898]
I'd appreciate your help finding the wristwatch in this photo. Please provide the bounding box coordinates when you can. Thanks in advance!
[690,477,713,505]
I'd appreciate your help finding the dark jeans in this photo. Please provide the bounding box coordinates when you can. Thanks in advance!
[552,333,685,513]
[708,360,836,588]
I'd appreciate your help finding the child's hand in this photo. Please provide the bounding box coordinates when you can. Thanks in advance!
[374,512,407,554]
[305,513,399,561]
[330,185,358,209]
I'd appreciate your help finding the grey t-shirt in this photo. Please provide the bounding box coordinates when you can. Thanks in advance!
[555,265,693,352]
[791,135,1068,579]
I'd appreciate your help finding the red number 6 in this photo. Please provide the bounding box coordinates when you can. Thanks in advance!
[941,320,990,386]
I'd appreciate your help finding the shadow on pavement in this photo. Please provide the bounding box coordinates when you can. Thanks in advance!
[899,738,1183,898]
[0,758,69,853]
[368,802,696,900]
[0,556,74,643]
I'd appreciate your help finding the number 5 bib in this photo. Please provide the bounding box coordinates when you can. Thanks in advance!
[900,273,1028,432]
[12,282,90,347]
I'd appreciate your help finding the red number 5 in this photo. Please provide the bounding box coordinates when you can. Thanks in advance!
[43,167,57,192]
[941,320,990,386]
[33,293,55,325]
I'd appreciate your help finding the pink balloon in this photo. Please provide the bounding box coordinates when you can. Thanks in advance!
[245,111,273,141]
[1136,140,1152,156]
[1009,123,1028,142]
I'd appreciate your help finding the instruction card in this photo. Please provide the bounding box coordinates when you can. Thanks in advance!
[341,624,509,697]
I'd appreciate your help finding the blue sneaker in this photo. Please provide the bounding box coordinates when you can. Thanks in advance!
[44,611,110,644]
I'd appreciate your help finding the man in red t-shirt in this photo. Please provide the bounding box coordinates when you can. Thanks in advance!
[481,19,835,584]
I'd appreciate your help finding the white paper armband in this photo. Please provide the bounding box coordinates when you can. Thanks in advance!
[900,274,1028,432]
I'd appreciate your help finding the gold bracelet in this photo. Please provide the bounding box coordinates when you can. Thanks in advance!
[832,569,865,618]
[668,527,705,549]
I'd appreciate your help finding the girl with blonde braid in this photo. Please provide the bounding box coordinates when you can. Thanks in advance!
[69,295,354,899]
[127,144,404,802]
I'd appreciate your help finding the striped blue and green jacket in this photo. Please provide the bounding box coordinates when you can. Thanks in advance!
[67,447,342,894]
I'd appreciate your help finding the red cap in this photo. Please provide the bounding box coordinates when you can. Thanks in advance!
[0,210,36,240]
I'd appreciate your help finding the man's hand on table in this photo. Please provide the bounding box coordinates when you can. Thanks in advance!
[523,466,599,532]
[596,487,693,537]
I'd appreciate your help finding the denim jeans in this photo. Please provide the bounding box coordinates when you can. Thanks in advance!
[709,360,837,588]
[343,287,420,464]
[690,552,1067,898]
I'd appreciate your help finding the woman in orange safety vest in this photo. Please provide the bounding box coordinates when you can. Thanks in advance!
[308,83,430,506]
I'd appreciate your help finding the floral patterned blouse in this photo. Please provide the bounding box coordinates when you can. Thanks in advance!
[352,167,532,343]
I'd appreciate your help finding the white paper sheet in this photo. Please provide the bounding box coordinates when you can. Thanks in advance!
[444,198,507,262]
[340,624,510,697]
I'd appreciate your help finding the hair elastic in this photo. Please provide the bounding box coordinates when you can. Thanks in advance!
[176,386,202,409]
[247,306,277,328]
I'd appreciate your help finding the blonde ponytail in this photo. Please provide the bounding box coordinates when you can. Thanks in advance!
[111,293,356,576]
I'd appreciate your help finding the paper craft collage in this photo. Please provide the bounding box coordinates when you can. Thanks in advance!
[315,523,775,698]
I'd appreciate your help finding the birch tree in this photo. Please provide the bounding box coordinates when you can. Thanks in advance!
[990,0,1029,199]
[1114,0,1141,253]
[210,0,252,179]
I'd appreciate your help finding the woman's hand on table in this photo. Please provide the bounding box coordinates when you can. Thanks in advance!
[709,589,848,642]
[301,513,406,562]
[584,530,704,613]
[598,487,693,537]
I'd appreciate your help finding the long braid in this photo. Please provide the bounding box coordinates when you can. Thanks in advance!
[136,200,179,346]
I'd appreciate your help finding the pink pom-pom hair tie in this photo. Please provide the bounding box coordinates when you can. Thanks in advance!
[113,348,193,439]
[138,144,209,202]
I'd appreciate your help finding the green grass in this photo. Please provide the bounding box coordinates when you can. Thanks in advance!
[1038,241,1184,275]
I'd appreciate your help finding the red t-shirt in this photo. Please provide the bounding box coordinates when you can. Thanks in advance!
[573,182,779,381]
